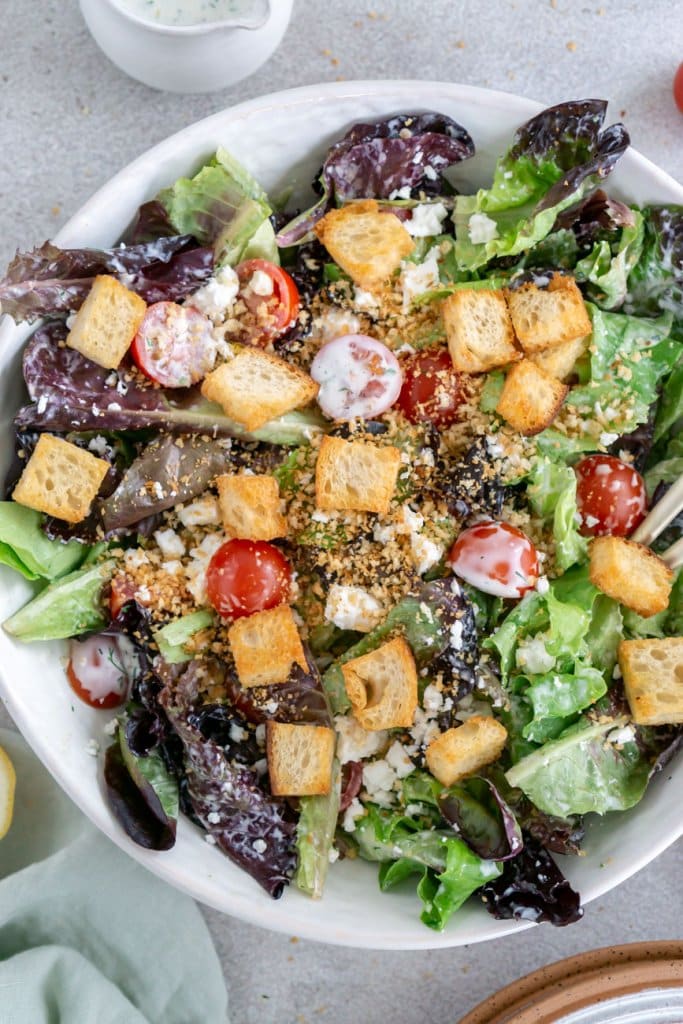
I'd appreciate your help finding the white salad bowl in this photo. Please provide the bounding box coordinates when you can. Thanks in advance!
[0,81,681,949]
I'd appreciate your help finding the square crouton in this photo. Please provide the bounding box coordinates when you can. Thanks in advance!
[341,636,418,731]
[315,435,400,515]
[12,434,109,524]
[216,474,287,541]
[531,334,589,381]
[505,274,591,355]
[201,348,318,432]
[267,721,336,796]
[228,604,307,689]
[496,359,568,435]
[619,637,683,725]
[67,275,147,369]
[315,199,414,291]
[443,288,520,374]
[425,716,508,786]
[589,537,674,618]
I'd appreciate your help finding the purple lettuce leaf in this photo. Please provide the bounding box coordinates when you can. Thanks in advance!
[438,777,523,861]
[0,237,213,323]
[224,649,332,728]
[481,835,582,926]
[554,188,637,248]
[160,661,298,897]
[276,112,474,246]
[104,740,177,851]
[124,200,178,244]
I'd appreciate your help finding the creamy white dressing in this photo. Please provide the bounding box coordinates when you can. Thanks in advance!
[118,0,265,27]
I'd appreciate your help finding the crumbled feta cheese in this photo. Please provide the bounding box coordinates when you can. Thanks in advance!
[124,548,150,572]
[362,759,397,806]
[184,531,225,604]
[161,560,183,576]
[177,496,221,527]
[249,269,274,296]
[405,202,449,237]
[608,724,636,745]
[154,528,186,559]
[422,683,444,714]
[400,247,441,312]
[515,634,555,675]
[409,707,441,748]
[353,287,380,313]
[86,435,108,456]
[342,797,366,833]
[103,718,118,737]
[398,506,444,576]
[189,264,240,322]
[334,715,387,764]
[255,723,266,748]
[313,307,362,343]
[328,847,340,863]
[388,185,412,200]
[252,838,268,854]
[449,618,464,651]
[584,514,600,529]
[536,576,550,595]
[207,811,221,825]
[385,741,415,779]
[85,739,100,757]
[467,212,499,244]
[204,834,217,846]
[311,510,331,523]
[324,584,384,633]
[229,722,248,743]
[600,431,619,447]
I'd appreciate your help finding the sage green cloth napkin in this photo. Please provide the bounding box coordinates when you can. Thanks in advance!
[0,728,229,1024]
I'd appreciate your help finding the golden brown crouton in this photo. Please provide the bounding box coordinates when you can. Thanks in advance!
[66,275,147,369]
[314,199,414,291]
[619,637,683,725]
[267,721,336,796]
[531,334,589,381]
[12,434,109,524]
[589,536,674,619]
[341,636,418,731]
[443,288,520,373]
[505,273,592,354]
[495,359,568,435]
[228,604,307,689]
[425,716,508,786]
[201,348,318,432]
[315,435,400,514]
[216,473,287,541]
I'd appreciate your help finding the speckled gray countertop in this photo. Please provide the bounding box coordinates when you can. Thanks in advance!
[1,1,682,1021]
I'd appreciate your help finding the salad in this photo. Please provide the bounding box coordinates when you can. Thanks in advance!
[0,99,681,931]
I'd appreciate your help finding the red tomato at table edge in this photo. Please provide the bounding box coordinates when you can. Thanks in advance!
[574,454,647,537]
[448,521,539,599]
[206,538,292,620]
[397,347,466,428]
[674,62,683,114]
[236,259,300,343]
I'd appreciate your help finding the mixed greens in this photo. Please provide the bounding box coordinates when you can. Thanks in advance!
[0,98,681,931]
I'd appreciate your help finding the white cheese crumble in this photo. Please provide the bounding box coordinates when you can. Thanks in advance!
[385,740,415,779]
[401,506,445,576]
[189,264,239,322]
[184,532,225,604]
[252,838,268,854]
[177,496,221,527]
[249,269,274,296]
[153,528,186,560]
[324,584,384,633]
[123,548,150,572]
[388,185,412,200]
[405,202,449,237]
[515,634,556,675]
[400,246,441,312]
[85,739,100,757]
[352,287,380,313]
[342,797,366,833]
[362,759,397,806]
[600,431,619,447]
[334,715,387,764]
[608,724,636,745]
[87,435,109,456]
[312,306,362,343]
[467,212,499,244]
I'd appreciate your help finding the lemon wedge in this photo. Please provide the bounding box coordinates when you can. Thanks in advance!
[0,744,16,839]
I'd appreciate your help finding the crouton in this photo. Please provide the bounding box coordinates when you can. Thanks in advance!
[228,604,307,689]
[341,636,418,731]
[531,334,589,381]
[619,637,683,725]
[315,435,400,514]
[66,275,147,369]
[425,716,508,786]
[216,473,287,541]
[589,536,673,618]
[495,359,568,435]
[201,348,318,432]
[506,274,591,354]
[267,721,336,796]
[442,288,520,373]
[12,434,109,524]
[314,199,414,291]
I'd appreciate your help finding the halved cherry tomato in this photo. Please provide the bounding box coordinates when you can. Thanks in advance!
[674,62,683,114]
[448,522,539,599]
[67,634,138,709]
[131,301,215,387]
[236,259,300,345]
[575,454,647,537]
[206,539,292,620]
[310,334,403,420]
[397,347,466,427]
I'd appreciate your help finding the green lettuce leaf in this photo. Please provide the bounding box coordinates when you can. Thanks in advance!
[653,360,683,443]
[625,206,683,323]
[505,715,652,817]
[527,459,588,570]
[524,664,606,741]
[0,502,87,581]
[574,211,644,309]
[295,760,341,899]
[3,560,115,641]
[153,609,215,664]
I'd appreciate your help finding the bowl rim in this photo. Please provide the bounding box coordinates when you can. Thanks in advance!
[2,79,682,949]
[104,0,273,36]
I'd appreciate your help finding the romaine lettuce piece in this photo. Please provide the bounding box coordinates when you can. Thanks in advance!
[625,205,683,322]
[3,560,115,641]
[527,459,587,570]
[153,609,215,665]
[295,760,341,899]
[574,210,644,310]
[0,502,86,581]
